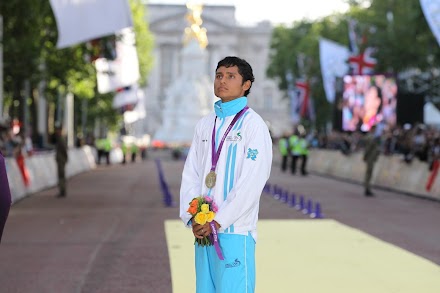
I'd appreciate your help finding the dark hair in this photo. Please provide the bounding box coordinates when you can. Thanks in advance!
[216,56,255,96]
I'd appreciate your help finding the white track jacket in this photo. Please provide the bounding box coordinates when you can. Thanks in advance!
[180,102,272,241]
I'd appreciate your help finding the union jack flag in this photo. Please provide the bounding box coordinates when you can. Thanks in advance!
[295,79,315,122]
[348,47,376,75]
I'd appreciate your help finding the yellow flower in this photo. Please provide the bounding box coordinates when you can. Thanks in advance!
[206,211,215,222]
[194,212,208,225]
[201,203,210,214]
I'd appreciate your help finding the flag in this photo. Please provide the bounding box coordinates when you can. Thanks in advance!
[420,0,440,47]
[348,19,360,54]
[348,47,377,75]
[307,95,316,122]
[286,70,300,124]
[319,38,350,103]
[123,88,146,124]
[49,0,133,49]
[295,79,315,121]
[95,28,140,94]
[112,85,141,109]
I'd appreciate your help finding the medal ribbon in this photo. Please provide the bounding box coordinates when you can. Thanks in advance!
[209,221,224,260]
[210,106,248,172]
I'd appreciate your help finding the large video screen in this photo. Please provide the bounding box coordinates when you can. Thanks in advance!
[342,75,398,132]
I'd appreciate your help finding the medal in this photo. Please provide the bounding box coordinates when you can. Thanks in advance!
[205,171,217,188]
[206,106,248,189]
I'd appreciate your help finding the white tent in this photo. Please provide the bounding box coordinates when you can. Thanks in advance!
[424,101,440,126]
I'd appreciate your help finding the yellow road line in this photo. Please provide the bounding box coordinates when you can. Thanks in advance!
[165,219,440,293]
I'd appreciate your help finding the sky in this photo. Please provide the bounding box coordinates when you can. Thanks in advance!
[148,0,350,25]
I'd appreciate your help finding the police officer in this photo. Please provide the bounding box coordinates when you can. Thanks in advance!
[298,132,309,176]
[289,130,300,174]
[363,126,380,196]
[278,132,290,172]
[55,126,68,197]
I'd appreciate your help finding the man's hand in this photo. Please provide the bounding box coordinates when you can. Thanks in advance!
[192,220,221,239]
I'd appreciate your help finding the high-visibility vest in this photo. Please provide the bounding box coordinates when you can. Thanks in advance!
[298,138,309,155]
[289,135,300,155]
[278,138,289,156]
[103,139,112,152]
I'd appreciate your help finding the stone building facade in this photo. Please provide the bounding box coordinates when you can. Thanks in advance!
[143,3,291,138]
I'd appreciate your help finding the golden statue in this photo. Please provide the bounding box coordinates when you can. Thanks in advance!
[183,2,208,49]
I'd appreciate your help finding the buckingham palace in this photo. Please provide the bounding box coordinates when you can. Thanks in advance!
[142,3,291,139]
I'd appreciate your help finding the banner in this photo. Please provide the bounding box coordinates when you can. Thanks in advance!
[420,0,440,47]
[113,85,141,109]
[95,28,140,94]
[286,71,300,124]
[319,38,350,103]
[295,79,316,122]
[123,88,146,124]
[49,0,133,49]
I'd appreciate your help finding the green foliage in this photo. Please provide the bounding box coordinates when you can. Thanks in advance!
[0,1,155,141]
[267,0,440,130]
[129,0,154,86]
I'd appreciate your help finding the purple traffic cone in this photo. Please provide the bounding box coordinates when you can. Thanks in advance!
[272,184,277,196]
[274,186,281,200]
[280,190,287,202]
[289,193,296,207]
[264,183,271,194]
[302,199,312,215]
[283,190,289,203]
[310,202,324,219]
[296,195,304,210]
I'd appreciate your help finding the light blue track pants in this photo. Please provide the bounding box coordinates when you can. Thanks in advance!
[195,233,256,293]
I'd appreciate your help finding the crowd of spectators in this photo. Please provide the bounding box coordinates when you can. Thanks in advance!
[0,123,26,158]
[308,123,440,170]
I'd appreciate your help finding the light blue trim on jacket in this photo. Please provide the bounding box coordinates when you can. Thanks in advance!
[214,97,247,118]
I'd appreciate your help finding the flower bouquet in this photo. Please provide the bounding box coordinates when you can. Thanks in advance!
[187,196,218,246]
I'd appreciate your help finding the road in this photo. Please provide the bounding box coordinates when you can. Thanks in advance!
[1,150,439,292]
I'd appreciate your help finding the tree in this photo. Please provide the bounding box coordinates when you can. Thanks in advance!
[130,0,154,86]
[0,1,155,145]
[267,0,440,131]
[267,15,349,130]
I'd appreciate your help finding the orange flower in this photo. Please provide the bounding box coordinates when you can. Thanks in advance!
[187,205,198,215]
[190,199,198,208]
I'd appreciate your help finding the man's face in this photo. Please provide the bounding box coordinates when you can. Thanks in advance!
[214,65,250,102]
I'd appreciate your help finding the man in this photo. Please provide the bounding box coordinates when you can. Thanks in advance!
[55,127,68,197]
[0,150,12,242]
[297,131,309,176]
[180,56,272,293]
[278,132,289,172]
[363,126,380,196]
[289,129,300,174]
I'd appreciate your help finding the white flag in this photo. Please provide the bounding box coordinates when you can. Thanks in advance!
[420,0,440,47]
[96,28,140,94]
[319,38,350,103]
[49,0,133,49]
[113,84,141,109]
[123,88,146,124]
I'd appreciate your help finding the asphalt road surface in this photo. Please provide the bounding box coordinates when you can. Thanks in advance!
[1,150,439,292]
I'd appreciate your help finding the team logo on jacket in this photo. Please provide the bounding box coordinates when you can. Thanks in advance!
[226,131,242,142]
[246,148,259,161]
